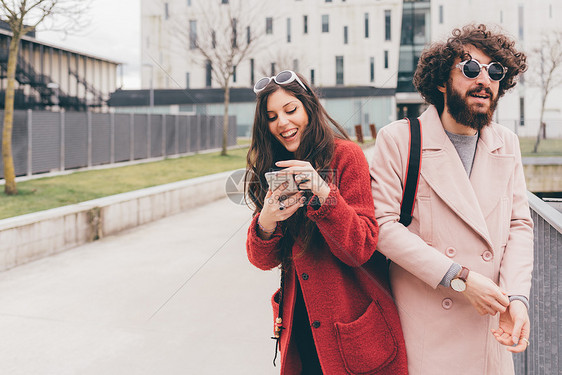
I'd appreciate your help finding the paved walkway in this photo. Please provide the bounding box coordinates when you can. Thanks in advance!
[0,198,279,374]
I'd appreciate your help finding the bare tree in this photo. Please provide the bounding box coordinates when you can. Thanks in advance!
[528,30,562,153]
[0,0,90,195]
[257,49,307,78]
[184,1,266,156]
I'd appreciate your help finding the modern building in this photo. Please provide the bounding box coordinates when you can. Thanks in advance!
[0,21,121,111]
[139,0,562,137]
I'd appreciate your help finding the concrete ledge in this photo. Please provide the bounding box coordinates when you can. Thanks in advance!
[0,170,238,271]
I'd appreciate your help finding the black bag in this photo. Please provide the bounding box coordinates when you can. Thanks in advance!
[399,117,422,227]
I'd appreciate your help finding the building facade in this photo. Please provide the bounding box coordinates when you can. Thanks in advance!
[141,0,562,137]
[0,23,120,111]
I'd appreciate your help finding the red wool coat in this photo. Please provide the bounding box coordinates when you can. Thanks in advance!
[247,139,408,375]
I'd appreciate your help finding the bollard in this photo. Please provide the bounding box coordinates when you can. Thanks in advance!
[369,124,377,139]
[354,125,364,143]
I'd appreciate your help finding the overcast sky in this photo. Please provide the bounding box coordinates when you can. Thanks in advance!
[36,0,141,90]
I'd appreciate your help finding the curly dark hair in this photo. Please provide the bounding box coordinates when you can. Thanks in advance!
[413,24,527,113]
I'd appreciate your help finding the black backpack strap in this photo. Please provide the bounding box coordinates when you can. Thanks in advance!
[399,117,422,227]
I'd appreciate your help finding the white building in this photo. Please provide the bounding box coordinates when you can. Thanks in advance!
[140,0,562,138]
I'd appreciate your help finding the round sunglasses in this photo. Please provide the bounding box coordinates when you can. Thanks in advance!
[455,59,507,82]
[253,70,310,94]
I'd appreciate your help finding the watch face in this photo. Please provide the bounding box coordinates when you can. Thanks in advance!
[451,278,466,292]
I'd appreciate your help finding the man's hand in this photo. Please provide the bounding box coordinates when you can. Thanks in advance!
[491,300,530,353]
[463,271,509,315]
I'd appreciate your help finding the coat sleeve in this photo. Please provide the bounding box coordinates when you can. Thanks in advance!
[246,213,284,271]
[306,141,379,267]
[371,125,454,288]
[498,134,534,298]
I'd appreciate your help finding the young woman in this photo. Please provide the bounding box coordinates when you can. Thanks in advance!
[244,70,408,375]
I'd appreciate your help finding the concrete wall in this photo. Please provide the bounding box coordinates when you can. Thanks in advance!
[0,170,237,272]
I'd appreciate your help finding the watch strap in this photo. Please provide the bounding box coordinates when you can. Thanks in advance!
[457,266,470,282]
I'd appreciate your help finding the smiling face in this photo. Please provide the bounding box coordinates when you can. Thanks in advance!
[440,45,500,130]
[266,88,309,153]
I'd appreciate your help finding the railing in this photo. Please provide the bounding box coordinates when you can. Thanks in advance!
[513,192,562,375]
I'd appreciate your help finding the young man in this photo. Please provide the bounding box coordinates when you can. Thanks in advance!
[371,24,533,374]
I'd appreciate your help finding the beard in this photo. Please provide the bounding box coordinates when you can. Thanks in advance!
[446,83,498,131]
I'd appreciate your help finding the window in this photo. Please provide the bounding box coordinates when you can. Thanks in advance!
[550,4,553,18]
[519,97,525,126]
[246,26,251,44]
[287,18,291,43]
[518,5,524,40]
[164,3,170,20]
[304,15,308,34]
[370,57,374,82]
[310,69,315,85]
[364,13,369,38]
[271,63,276,76]
[384,50,389,69]
[385,10,391,41]
[231,18,237,48]
[439,5,443,24]
[189,20,197,49]
[322,15,329,33]
[211,30,216,48]
[206,60,212,87]
[343,26,348,44]
[293,59,299,72]
[500,10,503,23]
[233,65,237,83]
[250,58,255,85]
[325,0,332,2]
[221,0,229,3]
[187,0,191,6]
[186,72,190,88]
[336,56,344,85]
[266,17,273,34]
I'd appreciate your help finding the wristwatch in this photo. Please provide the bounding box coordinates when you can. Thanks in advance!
[451,266,470,292]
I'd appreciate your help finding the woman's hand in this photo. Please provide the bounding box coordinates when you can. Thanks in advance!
[275,160,331,202]
[257,182,304,239]
[491,300,530,353]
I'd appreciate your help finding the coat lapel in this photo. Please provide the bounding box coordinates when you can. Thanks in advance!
[417,107,492,248]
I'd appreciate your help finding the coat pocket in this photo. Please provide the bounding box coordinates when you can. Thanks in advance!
[335,300,398,375]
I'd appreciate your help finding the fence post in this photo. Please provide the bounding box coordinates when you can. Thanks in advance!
[27,109,32,176]
[87,111,92,167]
[175,115,179,156]
[162,114,166,158]
[354,124,364,143]
[60,110,65,171]
[129,113,134,161]
[196,115,201,153]
[110,112,115,164]
[147,113,151,158]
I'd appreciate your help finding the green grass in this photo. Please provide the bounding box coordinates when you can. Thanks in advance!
[519,137,562,157]
[0,147,249,220]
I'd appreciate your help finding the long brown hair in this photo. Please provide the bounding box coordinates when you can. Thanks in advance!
[245,73,349,260]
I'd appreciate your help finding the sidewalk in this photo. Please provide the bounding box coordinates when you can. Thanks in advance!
[0,198,279,374]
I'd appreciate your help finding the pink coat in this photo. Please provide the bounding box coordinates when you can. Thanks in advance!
[370,106,533,375]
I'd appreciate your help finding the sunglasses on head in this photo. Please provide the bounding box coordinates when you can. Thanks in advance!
[253,70,310,94]
[455,59,507,82]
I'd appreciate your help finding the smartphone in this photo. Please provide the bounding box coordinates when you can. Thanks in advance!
[265,171,300,193]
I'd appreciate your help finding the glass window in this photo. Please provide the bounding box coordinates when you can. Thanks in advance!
[164,3,170,20]
[250,58,255,85]
[336,56,344,85]
[322,15,329,33]
[187,0,191,6]
[293,59,299,72]
[222,0,229,3]
[287,18,291,43]
[343,26,348,44]
[232,18,237,48]
[364,13,369,38]
[246,26,251,44]
[518,5,524,40]
[310,69,315,85]
[186,72,190,88]
[439,5,443,24]
[304,15,308,34]
[385,10,391,41]
[206,60,212,87]
[271,63,276,76]
[266,17,273,34]
[211,30,216,48]
[384,50,389,69]
[519,97,525,126]
[325,0,332,2]
[370,57,374,82]
[233,65,237,83]
[189,20,197,49]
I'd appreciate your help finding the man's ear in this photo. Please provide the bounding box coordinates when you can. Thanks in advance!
[437,84,446,94]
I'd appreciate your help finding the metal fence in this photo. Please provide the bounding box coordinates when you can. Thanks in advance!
[0,110,236,179]
[513,193,562,375]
